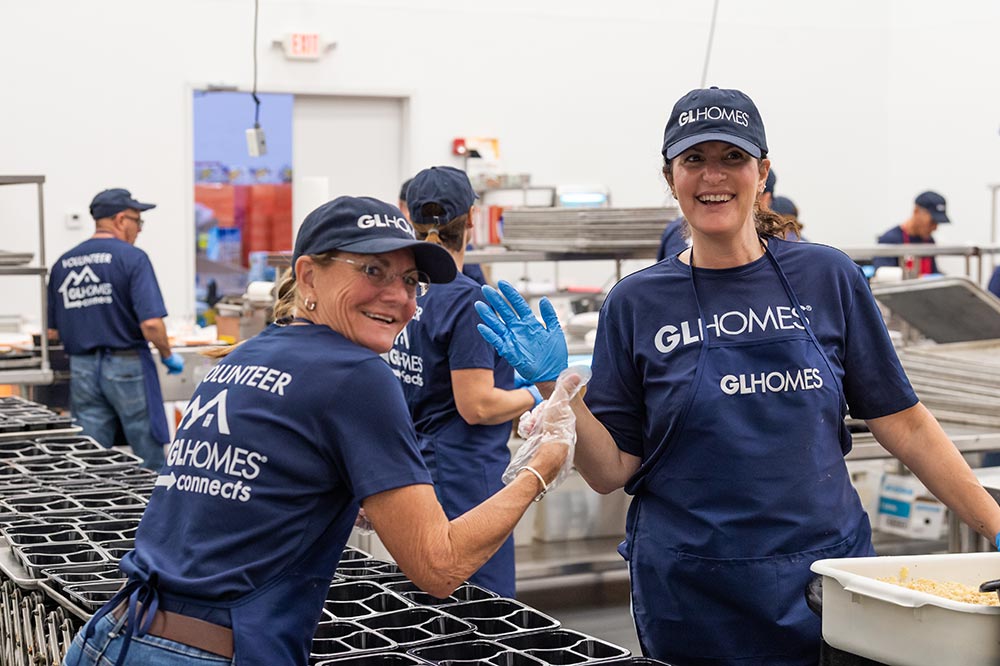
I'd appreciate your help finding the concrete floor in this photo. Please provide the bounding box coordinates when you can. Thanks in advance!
[542,600,642,656]
[517,572,642,656]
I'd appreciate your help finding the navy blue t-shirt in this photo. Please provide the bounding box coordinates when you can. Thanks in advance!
[387,272,514,440]
[587,238,917,460]
[463,263,487,286]
[48,237,167,355]
[872,225,939,274]
[123,323,431,603]
[656,216,689,262]
[988,266,1000,299]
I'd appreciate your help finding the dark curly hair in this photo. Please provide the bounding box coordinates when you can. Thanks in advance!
[662,158,802,241]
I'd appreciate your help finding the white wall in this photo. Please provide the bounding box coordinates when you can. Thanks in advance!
[1,0,998,328]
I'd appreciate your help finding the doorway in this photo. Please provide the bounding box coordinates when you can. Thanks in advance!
[193,91,294,320]
[191,91,406,328]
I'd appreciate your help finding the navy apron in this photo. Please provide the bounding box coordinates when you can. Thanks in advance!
[138,347,170,445]
[77,519,341,666]
[619,243,874,666]
[418,426,516,598]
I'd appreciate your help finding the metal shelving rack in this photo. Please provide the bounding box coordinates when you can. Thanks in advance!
[0,175,52,385]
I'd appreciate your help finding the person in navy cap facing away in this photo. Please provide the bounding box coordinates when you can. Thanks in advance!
[388,166,541,597]
[657,168,778,260]
[873,191,950,275]
[63,195,580,666]
[476,87,1000,665]
[989,265,1000,299]
[47,188,184,470]
[400,175,488,285]
[771,194,806,241]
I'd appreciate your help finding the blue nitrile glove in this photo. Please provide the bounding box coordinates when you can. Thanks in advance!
[161,354,185,375]
[525,384,543,407]
[995,532,1000,552]
[513,370,532,389]
[475,280,568,383]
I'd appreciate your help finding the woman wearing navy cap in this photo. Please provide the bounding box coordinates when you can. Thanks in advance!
[476,88,1000,665]
[386,166,541,597]
[63,196,578,666]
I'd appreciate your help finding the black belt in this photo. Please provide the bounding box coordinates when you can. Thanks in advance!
[81,348,140,356]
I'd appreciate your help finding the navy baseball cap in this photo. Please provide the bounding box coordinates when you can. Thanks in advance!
[764,169,777,194]
[406,166,478,226]
[662,87,768,160]
[292,196,456,283]
[398,178,413,203]
[89,188,156,220]
[915,191,949,224]
[771,195,798,217]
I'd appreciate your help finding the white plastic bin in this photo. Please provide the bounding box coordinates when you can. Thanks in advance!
[811,552,1000,666]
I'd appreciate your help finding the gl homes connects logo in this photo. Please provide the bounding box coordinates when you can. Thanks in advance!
[58,266,113,309]
[179,390,231,435]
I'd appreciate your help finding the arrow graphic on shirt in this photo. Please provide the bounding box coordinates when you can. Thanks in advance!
[155,472,177,490]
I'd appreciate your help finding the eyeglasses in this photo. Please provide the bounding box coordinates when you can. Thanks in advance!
[121,214,144,230]
[329,257,430,297]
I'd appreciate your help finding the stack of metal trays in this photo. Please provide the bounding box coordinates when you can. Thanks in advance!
[0,397,73,434]
[501,207,678,253]
[0,579,76,665]
[897,340,1000,428]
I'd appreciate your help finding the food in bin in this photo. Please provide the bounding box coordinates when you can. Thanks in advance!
[879,566,999,606]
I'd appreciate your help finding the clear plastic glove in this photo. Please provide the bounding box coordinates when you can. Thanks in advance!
[475,280,568,383]
[503,366,591,496]
[161,354,185,375]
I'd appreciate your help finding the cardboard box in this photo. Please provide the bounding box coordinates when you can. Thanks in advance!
[876,472,947,539]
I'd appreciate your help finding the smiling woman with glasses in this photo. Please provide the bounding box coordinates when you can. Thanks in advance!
[327,255,430,297]
[63,194,579,666]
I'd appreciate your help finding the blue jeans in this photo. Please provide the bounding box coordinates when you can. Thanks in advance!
[63,614,233,665]
[70,353,165,470]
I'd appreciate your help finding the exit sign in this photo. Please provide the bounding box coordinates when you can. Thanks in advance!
[276,33,334,61]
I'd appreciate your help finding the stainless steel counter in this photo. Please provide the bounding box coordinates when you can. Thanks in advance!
[847,422,1000,460]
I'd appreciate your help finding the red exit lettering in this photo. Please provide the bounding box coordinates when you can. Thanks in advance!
[289,33,320,58]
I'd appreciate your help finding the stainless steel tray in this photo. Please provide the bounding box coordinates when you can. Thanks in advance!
[0,536,39,589]
[872,277,1000,343]
[0,251,34,267]
[0,427,82,442]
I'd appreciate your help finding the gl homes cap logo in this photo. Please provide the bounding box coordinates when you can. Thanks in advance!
[662,87,768,160]
[914,191,950,224]
[291,196,457,283]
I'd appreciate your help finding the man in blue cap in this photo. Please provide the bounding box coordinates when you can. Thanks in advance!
[47,188,183,469]
[873,191,950,275]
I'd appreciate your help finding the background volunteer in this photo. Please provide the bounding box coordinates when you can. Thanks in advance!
[63,195,577,666]
[47,188,184,470]
[400,176,487,285]
[476,87,1000,666]
[873,190,950,275]
[389,165,541,596]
